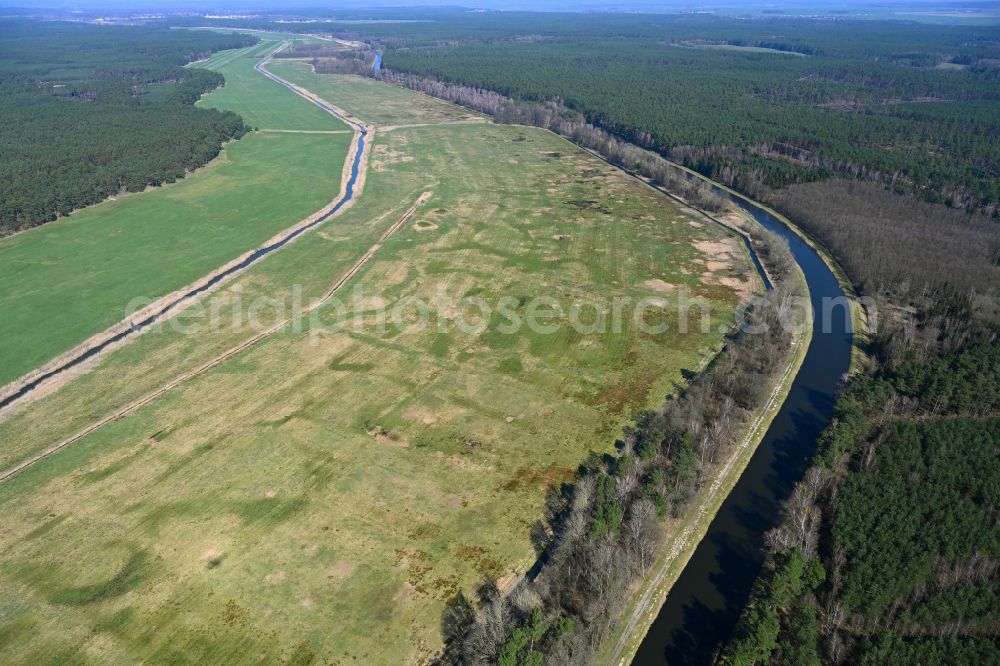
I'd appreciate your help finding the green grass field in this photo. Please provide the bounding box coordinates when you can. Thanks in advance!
[197,41,349,131]
[0,40,350,387]
[672,41,809,56]
[0,51,757,664]
[266,59,485,127]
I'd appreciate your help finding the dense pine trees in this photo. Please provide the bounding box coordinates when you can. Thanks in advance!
[0,20,256,234]
[376,17,1000,215]
[720,315,1000,665]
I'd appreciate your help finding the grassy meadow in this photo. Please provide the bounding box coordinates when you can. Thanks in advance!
[266,59,486,127]
[197,41,349,131]
[0,53,758,664]
[0,39,350,387]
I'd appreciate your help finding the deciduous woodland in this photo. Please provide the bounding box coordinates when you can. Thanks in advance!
[3,11,999,665]
[0,20,255,234]
[260,13,1000,662]
[721,302,1000,665]
[438,231,801,664]
[770,181,1000,315]
[280,11,1000,317]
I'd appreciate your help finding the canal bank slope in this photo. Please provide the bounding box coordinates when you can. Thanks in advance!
[602,207,813,666]
[625,188,857,664]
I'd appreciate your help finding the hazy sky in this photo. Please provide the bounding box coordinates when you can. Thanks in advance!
[1,0,996,18]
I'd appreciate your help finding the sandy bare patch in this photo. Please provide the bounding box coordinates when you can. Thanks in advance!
[693,238,740,257]
[496,571,520,595]
[327,560,355,580]
[643,278,676,293]
[368,424,410,448]
[716,275,754,296]
[379,262,410,290]
[702,273,755,299]
[371,143,415,172]
[403,408,438,426]
[703,260,730,272]
[264,570,287,584]
[356,295,389,310]
[202,548,225,568]
[394,580,418,604]
[718,208,749,230]
[265,489,277,498]
[692,236,742,277]
[301,598,315,610]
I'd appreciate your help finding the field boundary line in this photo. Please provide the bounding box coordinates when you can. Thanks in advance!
[258,128,354,134]
[603,331,809,665]
[380,120,491,132]
[601,259,812,664]
[0,43,368,419]
[0,191,431,484]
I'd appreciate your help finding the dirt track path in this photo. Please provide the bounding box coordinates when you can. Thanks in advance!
[0,190,431,483]
[0,43,366,418]
[380,119,490,133]
[0,48,420,482]
[603,331,804,665]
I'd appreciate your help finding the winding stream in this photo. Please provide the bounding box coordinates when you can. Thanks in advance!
[633,199,854,664]
[0,48,366,414]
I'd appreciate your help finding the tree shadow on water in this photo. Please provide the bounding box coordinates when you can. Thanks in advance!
[661,597,730,666]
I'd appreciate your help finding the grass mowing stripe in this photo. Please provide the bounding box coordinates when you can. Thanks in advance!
[0,72,754,665]
[0,44,352,386]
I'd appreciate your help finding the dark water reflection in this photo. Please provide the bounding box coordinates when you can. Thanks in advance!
[632,200,853,665]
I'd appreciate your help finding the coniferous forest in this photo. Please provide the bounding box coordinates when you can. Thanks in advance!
[353,15,1000,214]
[720,300,1000,665]
[2,10,998,664]
[229,11,1000,660]
[225,10,1000,313]
[0,20,255,234]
